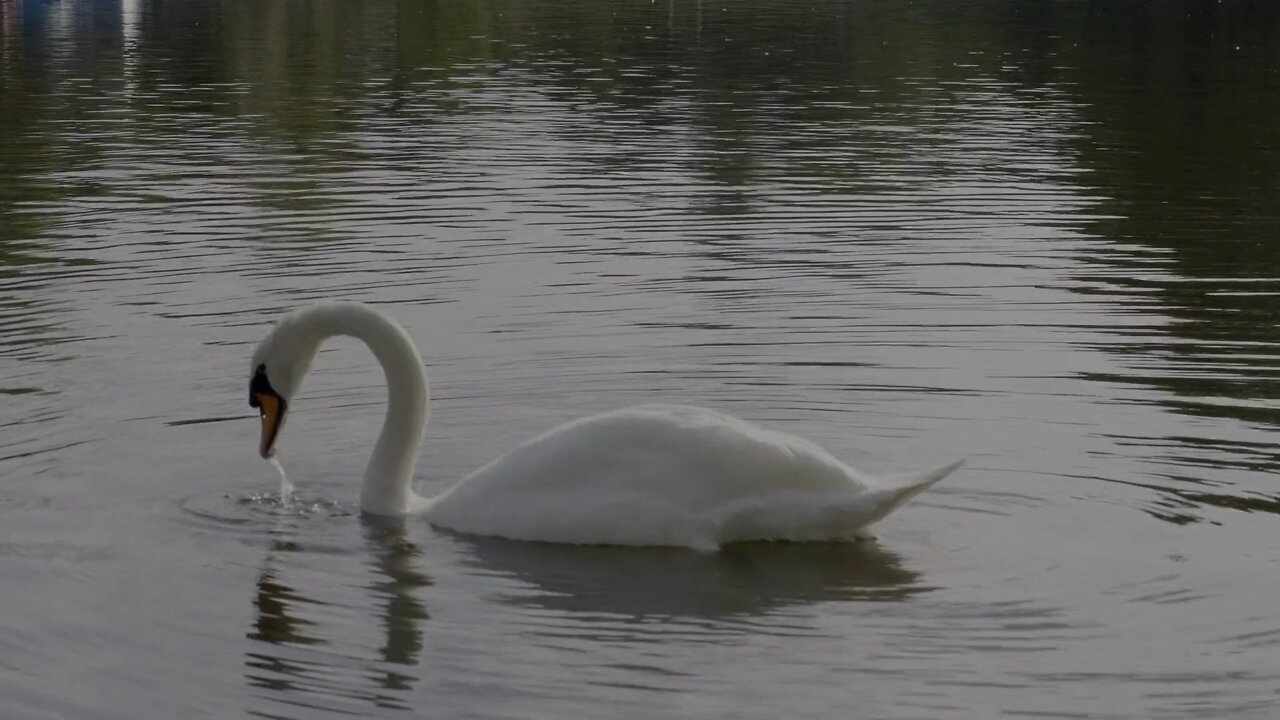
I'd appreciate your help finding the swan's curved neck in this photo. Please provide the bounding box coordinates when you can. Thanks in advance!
[294,304,428,514]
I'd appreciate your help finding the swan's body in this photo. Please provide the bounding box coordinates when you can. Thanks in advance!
[249,302,961,550]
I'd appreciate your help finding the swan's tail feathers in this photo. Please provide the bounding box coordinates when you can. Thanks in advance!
[867,457,965,524]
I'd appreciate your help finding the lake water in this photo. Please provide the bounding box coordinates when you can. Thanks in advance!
[3,0,1279,717]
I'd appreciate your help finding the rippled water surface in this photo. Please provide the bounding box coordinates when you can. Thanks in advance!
[3,0,1280,717]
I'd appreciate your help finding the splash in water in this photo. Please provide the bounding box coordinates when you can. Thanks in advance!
[269,456,293,507]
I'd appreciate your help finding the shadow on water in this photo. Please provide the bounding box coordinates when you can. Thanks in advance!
[1125,474,1280,527]
[455,534,924,620]
[244,517,431,714]
[1064,2,1280,432]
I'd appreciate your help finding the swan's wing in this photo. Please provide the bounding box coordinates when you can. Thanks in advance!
[423,405,865,541]
[472,405,857,496]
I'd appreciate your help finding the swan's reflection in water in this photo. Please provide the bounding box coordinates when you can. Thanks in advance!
[248,538,324,649]
[360,518,432,671]
[456,535,925,621]
[242,519,925,715]
[245,518,430,714]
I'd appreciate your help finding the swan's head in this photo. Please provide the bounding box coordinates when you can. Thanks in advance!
[249,312,321,458]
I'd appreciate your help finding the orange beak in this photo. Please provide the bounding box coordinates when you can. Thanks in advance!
[255,392,285,459]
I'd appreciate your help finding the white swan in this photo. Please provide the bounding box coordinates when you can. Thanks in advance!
[248,302,962,549]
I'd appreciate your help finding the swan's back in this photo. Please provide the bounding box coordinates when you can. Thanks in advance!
[424,405,957,549]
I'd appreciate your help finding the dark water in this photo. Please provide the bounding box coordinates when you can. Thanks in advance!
[3,0,1280,717]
